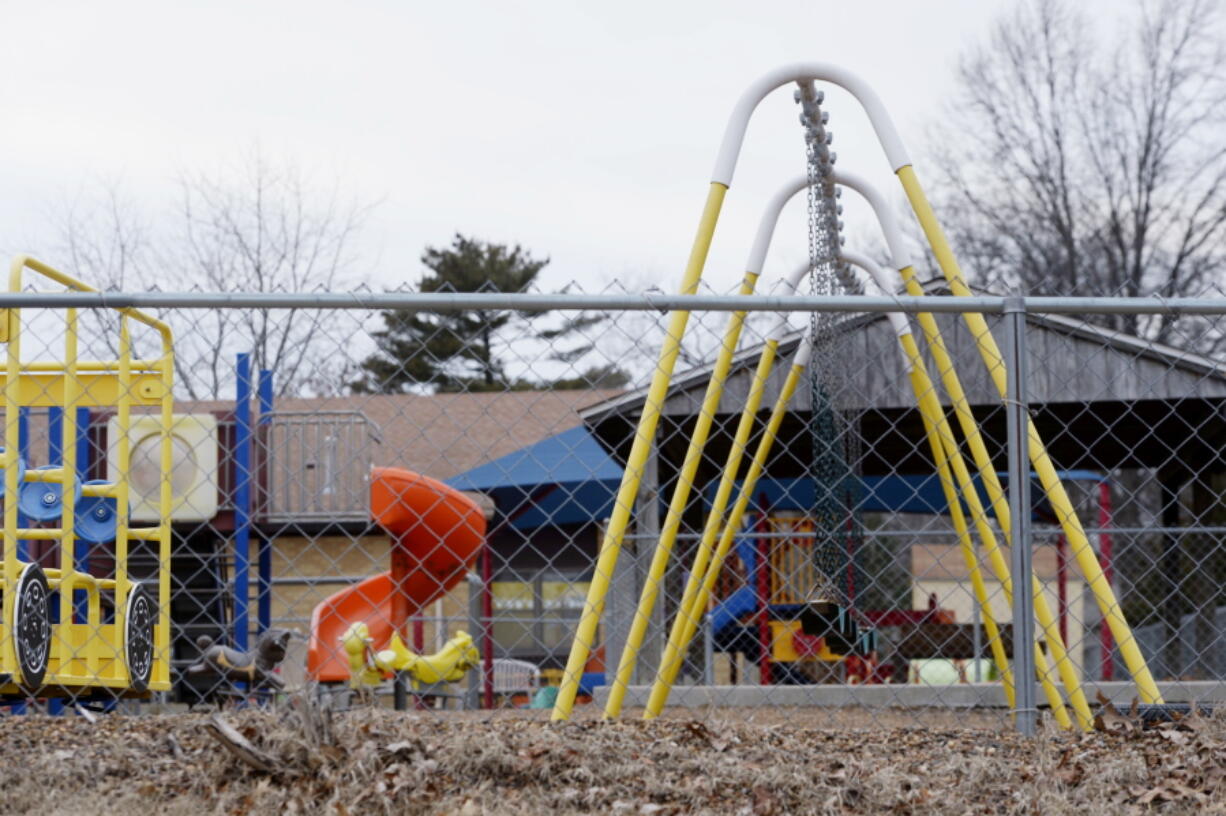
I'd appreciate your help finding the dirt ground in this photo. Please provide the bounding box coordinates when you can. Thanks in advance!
[1,702,1224,815]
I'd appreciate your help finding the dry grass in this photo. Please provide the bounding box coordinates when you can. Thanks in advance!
[1,702,1224,815]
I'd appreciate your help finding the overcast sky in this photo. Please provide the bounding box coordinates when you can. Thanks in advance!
[3,0,1132,297]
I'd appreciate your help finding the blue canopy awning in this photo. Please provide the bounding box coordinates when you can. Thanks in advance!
[704,470,1106,520]
[447,426,623,530]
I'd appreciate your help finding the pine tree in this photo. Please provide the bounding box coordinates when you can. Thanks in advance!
[353,234,621,393]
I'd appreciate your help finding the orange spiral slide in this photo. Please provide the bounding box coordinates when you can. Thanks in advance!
[306,467,486,683]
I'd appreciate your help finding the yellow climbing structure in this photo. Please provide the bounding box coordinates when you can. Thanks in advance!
[0,256,174,697]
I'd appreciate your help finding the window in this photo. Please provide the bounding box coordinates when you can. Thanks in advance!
[490,572,590,664]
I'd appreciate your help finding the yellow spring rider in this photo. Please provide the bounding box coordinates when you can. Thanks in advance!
[341,622,480,692]
[0,256,174,699]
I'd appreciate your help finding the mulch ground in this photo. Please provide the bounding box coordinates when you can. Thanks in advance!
[1,701,1224,815]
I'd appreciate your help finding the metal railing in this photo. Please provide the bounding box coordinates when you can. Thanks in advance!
[258,410,382,523]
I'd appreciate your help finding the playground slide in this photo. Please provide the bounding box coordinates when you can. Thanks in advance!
[709,539,762,638]
[307,467,486,683]
[710,585,758,638]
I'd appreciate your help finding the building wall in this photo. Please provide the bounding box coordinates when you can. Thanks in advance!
[268,533,471,649]
[911,542,1090,676]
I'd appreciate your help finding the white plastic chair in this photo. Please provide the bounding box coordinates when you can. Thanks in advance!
[491,658,540,699]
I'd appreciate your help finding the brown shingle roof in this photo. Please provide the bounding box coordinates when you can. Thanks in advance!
[183,389,622,481]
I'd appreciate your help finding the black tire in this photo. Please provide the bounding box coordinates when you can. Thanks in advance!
[124,584,156,693]
[12,563,51,689]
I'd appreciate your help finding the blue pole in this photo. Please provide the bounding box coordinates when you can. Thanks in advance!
[256,369,273,419]
[73,408,90,624]
[46,408,72,627]
[48,407,63,464]
[233,353,252,650]
[75,407,90,477]
[256,369,273,634]
[17,407,31,563]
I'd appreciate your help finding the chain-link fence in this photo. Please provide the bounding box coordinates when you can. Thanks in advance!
[2,264,1225,734]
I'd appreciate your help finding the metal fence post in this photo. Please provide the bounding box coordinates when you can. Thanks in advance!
[466,574,481,710]
[636,434,663,682]
[1005,297,1037,736]
[703,611,715,686]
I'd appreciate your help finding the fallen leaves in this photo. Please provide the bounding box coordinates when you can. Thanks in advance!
[1130,782,1206,805]
[203,713,282,774]
[1,702,1225,814]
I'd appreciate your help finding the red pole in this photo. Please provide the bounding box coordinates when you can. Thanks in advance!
[1098,479,1115,680]
[756,497,771,686]
[1056,533,1068,646]
[481,544,494,709]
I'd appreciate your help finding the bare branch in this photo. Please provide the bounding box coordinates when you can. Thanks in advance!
[928,0,1226,346]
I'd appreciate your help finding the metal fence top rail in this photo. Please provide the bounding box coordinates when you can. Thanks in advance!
[6,291,1226,315]
[263,409,385,443]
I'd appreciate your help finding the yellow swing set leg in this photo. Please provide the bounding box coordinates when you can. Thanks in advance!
[899,333,1019,714]
[645,357,806,719]
[896,166,1163,706]
[646,321,1048,724]
[831,170,1085,727]
[642,338,781,717]
[897,268,1090,729]
[902,330,1080,729]
[603,270,762,719]
[552,183,728,722]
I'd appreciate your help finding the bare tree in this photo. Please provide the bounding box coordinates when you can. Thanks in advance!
[48,182,163,365]
[54,183,150,294]
[53,153,370,398]
[930,0,1226,345]
[168,152,369,398]
[931,0,1226,681]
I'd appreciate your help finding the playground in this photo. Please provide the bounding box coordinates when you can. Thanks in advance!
[5,4,1226,809]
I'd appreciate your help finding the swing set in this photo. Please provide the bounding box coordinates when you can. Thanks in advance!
[551,64,1161,732]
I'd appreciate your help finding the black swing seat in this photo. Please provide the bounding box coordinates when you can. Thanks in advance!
[798,599,860,656]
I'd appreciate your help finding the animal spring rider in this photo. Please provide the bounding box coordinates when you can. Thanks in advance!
[186,628,294,699]
[552,64,1163,734]
[1,256,174,700]
[341,622,480,693]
